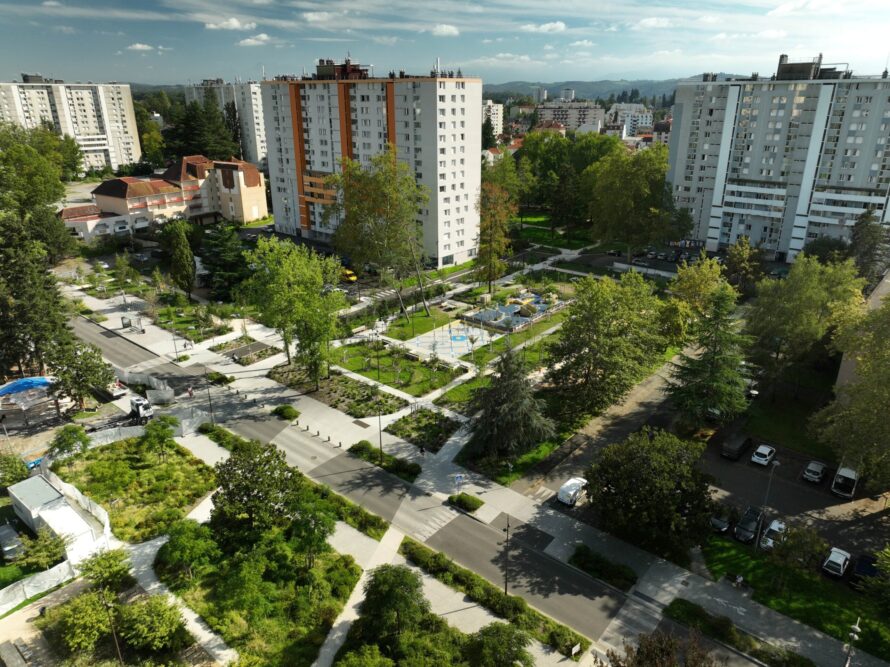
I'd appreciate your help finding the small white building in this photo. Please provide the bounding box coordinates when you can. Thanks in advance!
[482,99,504,137]
[7,475,103,564]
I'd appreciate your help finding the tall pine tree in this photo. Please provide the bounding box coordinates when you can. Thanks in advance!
[474,182,513,293]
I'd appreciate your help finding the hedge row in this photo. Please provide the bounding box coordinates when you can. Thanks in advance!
[568,544,638,592]
[349,440,422,483]
[664,599,816,667]
[197,424,389,540]
[447,492,484,513]
[400,538,590,660]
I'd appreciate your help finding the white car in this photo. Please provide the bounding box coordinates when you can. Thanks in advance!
[822,547,851,577]
[557,477,587,507]
[751,444,776,466]
[759,519,786,550]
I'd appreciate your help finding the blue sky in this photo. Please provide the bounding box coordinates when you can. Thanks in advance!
[0,0,888,85]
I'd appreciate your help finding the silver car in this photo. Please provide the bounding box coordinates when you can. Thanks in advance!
[802,461,827,483]
[0,525,24,561]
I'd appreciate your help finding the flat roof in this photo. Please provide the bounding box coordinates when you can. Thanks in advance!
[7,475,62,510]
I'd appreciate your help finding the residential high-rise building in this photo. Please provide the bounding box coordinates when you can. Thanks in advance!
[0,75,141,171]
[561,88,576,101]
[537,100,605,131]
[263,59,482,267]
[482,99,504,136]
[669,54,890,261]
[607,103,653,137]
[533,86,548,103]
[185,78,268,170]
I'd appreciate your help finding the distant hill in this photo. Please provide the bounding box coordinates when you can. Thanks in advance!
[127,82,186,97]
[483,74,741,101]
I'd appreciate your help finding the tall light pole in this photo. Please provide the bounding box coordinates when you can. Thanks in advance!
[844,617,862,667]
[204,368,216,425]
[503,516,511,595]
[755,460,780,551]
[373,332,384,466]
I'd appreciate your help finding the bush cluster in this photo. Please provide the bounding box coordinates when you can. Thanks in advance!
[568,544,638,592]
[448,492,484,513]
[349,440,422,483]
[400,538,590,659]
[206,371,235,385]
[271,404,300,420]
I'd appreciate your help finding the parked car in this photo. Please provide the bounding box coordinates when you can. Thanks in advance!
[632,259,650,267]
[679,251,690,261]
[822,547,852,578]
[751,444,776,466]
[606,249,621,257]
[831,467,859,499]
[759,519,786,550]
[802,461,828,484]
[340,268,358,284]
[0,525,24,562]
[734,506,762,543]
[849,554,878,590]
[710,508,733,534]
[722,436,753,461]
[557,477,588,507]
[646,251,657,259]
[657,252,667,260]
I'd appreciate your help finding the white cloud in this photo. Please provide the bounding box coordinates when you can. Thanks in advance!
[768,0,835,16]
[237,33,270,46]
[126,43,154,51]
[304,11,337,22]
[41,0,61,6]
[755,29,787,39]
[157,45,173,52]
[697,15,721,24]
[431,24,459,37]
[465,52,540,67]
[205,17,256,30]
[543,44,554,51]
[114,50,122,55]
[481,38,493,44]
[605,25,618,32]
[372,35,398,46]
[633,17,673,30]
[570,39,594,47]
[520,21,566,33]
[53,25,75,33]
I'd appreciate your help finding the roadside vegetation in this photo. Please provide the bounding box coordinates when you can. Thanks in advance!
[384,408,460,453]
[268,366,408,417]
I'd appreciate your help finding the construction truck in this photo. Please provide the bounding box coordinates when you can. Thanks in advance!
[85,396,155,432]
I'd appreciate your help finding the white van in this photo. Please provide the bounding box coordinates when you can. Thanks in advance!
[831,467,859,499]
[557,478,587,506]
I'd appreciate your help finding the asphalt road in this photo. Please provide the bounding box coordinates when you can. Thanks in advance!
[70,316,157,368]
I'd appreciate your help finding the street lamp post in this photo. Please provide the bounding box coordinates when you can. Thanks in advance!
[503,516,511,595]
[844,617,862,667]
[373,332,384,466]
[204,369,216,425]
[755,460,780,551]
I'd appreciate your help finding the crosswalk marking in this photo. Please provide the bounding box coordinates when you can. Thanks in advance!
[527,486,556,503]
[411,506,459,542]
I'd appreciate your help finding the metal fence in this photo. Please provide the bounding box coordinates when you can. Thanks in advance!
[87,425,145,447]
[0,560,76,617]
[114,369,174,405]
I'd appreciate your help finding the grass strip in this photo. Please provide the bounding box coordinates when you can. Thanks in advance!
[568,544,638,592]
[400,537,590,660]
[349,439,422,483]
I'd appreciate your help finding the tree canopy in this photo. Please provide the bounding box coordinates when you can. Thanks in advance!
[474,182,514,292]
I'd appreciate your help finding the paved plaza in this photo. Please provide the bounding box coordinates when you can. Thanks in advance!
[406,321,501,361]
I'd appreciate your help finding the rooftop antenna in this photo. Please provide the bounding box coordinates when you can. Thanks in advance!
[261,64,266,80]
[436,57,440,75]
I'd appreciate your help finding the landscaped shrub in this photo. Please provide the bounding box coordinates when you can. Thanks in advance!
[349,440,421,483]
[448,492,484,513]
[568,544,638,592]
[271,404,300,421]
[206,371,235,385]
[385,408,460,453]
[400,537,589,659]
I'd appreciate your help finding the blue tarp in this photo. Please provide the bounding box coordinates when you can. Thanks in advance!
[0,377,54,397]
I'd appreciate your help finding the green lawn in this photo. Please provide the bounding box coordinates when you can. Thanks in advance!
[513,225,592,250]
[515,214,551,228]
[702,537,890,661]
[745,396,836,462]
[268,365,408,417]
[384,306,453,340]
[83,276,154,299]
[335,342,465,397]
[242,214,274,228]
[460,310,567,366]
[433,374,490,414]
[52,438,216,542]
[154,305,233,343]
[551,261,615,277]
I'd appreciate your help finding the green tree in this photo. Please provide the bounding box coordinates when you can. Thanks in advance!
[211,437,303,542]
[865,544,890,613]
[79,548,132,591]
[724,236,764,297]
[156,519,220,583]
[804,236,849,265]
[326,147,431,315]
[668,284,750,428]
[811,299,890,485]
[0,122,65,217]
[140,415,179,462]
[288,495,335,569]
[548,272,665,416]
[202,221,248,299]
[56,591,112,653]
[48,424,91,459]
[19,526,68,569]
[482,116,497,150]
[464,622,533,667]
[468,347,555,462]
[849,207,889,285]
[140,121,166,167]
[223,101,242,157]
[29,205,78,265]
[768,526,827,592]
[48,341,114,409]
[515,156,537,222]
[338,644,396,667]
[240,237,345,378]
[474,182,514,293]
[359,564,430,641]
[745,256,864,392]
[202,92,240,159]
[594,630,722,667]
[482,154,521,205]
[119,594,187,652]
[669,252,728,329]
[585,430,713,560]
[169,221,195,298]
[0,454,29,488]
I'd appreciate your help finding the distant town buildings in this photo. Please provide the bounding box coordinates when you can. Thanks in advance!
[536,100,605,132]
[607,103,654,137]
[669,53,890,261]
[263,59,482,268]
[185,78,268,170]
[0,73,141,171]
[533,86,548,103]
[482,99,504,137]
[60,155,267,241]
[532,119,567,136]
[561,88,576,101]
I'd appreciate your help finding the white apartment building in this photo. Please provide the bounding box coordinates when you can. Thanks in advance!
[536,100,605,132]
[0,74,141,170]
[263,59,482,267]
[669,54,890,261]
[185,79,268,169]
[482,99,504,137]
[608,103,654,137]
